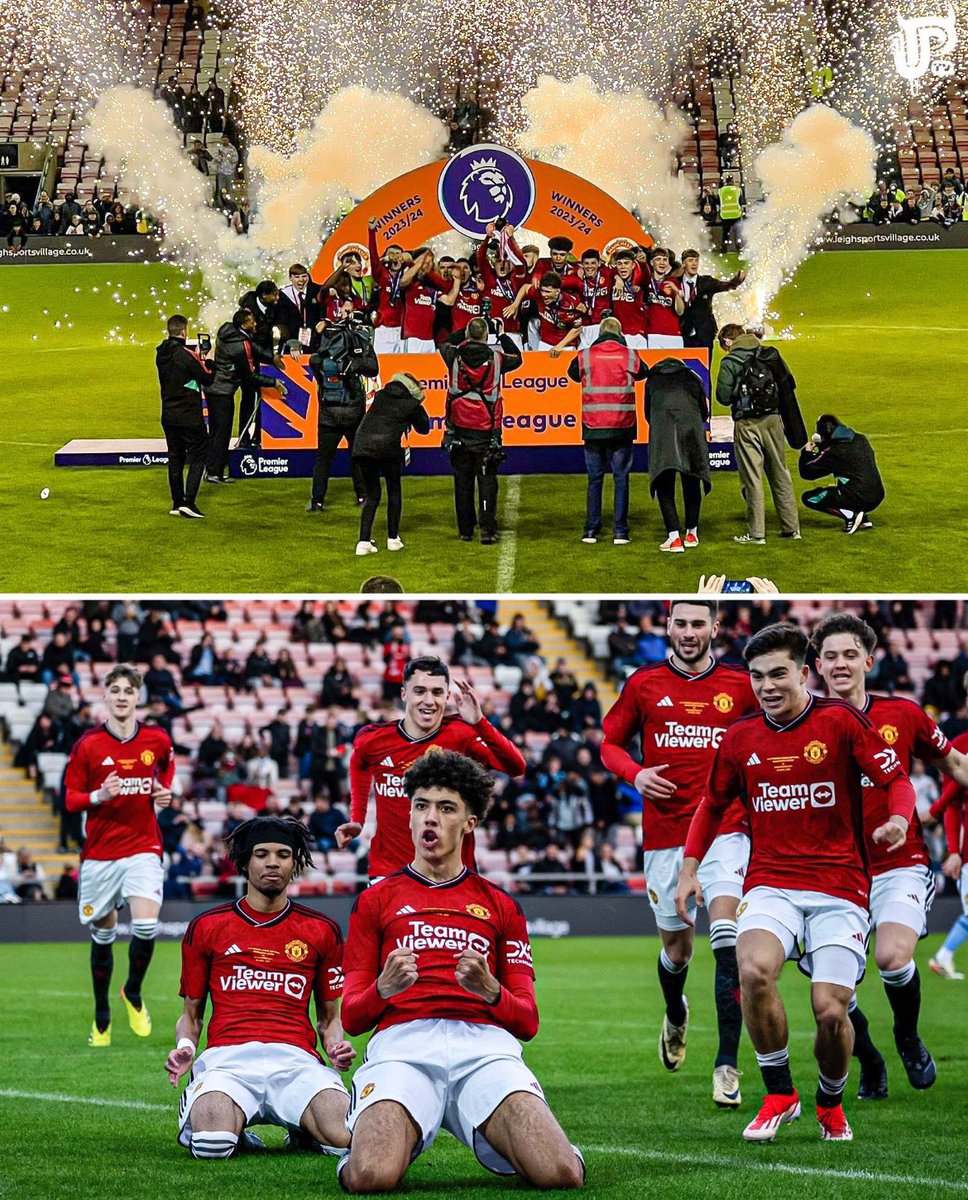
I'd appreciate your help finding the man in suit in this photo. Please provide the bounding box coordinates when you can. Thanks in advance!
[677,250,746,360]
[276,263,323,354]
[237,281,283,446]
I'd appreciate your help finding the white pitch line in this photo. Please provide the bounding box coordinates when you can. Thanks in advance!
[0,439,61,447]
[496,475,520,593]
[586,1145,968,1191]
[805,323,968,333]
[0,1087,170,1112]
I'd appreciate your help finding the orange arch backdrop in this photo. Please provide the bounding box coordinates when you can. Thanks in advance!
[312,146,653,274]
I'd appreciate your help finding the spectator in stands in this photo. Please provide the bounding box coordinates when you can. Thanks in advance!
[942,166,964,196]
[190,138,213,176]
[244,637,275,687]
[309,710,350,803]
[381,625,409,700]
[184,83,205,139]
[3,633,41,683]
[64,211,86,237]
[76,614,109,662]
[185,631,225,684]
[203,79,225,135]
[870,195,894,225]
[719,121,741,168]
[161,74,186,129]
[634,614,667,666]
[571,682,602,731]
[215,751,246,801]
[916,186,936,221]
[869,635,913,693]
[508,843,534,893]
[40,631,78,686]
[229,202,248,233]
[290,600,316,643]
[81,204,102,237]
[213,134,240,204]
[940,184,963,228]
[530,841,574,895]
[158,794,192,856]
[144,652,190,713]
[0,202,18,238]
[165,841,206,899]
[308,794,349,863]
[138,607,179,663]
[922,660,959,717]
[893,189,921,224]
[258,710,292,779]
[717,175,744,250]
[274,648,303,690]
[607,615,638,677]
[550,773,594,850]
[32,190,54,234]
[193,717,228,794]
[503,613,541,668]
[12,848,45,902]
[320,656,356,708]
[54,862,79,900]
[246,740,280,790]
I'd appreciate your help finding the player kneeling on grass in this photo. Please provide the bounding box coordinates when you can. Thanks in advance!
[338,749,584,1193]
[164,816,355,1159]
[675,623,916,1143]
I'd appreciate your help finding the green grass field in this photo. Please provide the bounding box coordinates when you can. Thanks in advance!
[2,935,966,1199]
[1,251,966,593]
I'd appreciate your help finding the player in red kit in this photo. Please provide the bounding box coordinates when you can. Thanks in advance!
[641,247,685,349]
[64,664,175,1047]
[576,248,615,348]
[929,731,968,978]
[813,612,968,1093]
[529,235,582,295]
[400,249,459,353]
[505,273,584,356]
[335,656,525,879]
[368,217,407,354]
[676,623,916,1143]
[338,750,583,1193]
[609,250,649,349]
[476,238,522,348]
[164,816,355,1159]
[601,600,756,1107]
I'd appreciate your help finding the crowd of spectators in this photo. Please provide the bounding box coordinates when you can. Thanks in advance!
[862,171,967,228]
[4,598,968,901]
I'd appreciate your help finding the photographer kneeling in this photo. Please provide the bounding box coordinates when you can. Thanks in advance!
[306,313,379,514]
[798,412,884,534]
[440,316,523,545]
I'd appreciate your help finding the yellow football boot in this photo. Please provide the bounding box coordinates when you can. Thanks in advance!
[88,1022,111,1047]
[120,987,152,1037]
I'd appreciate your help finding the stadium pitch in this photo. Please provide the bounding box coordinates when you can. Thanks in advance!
[2,935,965,1200]
[1,250,966,593]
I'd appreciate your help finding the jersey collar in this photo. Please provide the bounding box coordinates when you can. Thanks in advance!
[404,864,469,889]
[235,896,292,926]
[665,656,717,682]
[396,718,444,745]
[100,720,142,744]
[762,692,815,732]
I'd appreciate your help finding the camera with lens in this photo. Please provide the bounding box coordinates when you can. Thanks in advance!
[198,332,212,354]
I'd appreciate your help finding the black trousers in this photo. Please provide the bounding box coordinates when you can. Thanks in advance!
[357,455,403,542]
[684,330,715,360]
[163,421,208,507]
[238,379,259,445]
[654,471,703,533]
[311,424,366,505]
[451,445,498,537]
[205,391,235,476]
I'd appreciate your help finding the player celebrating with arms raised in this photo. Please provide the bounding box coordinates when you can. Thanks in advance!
[335,656,525,880]
[676,623,916,1143]
[165,816,354,1159]
[65,664,175,1046]
[601,600,756,1106]
[813,612,968,1094]
[338,750,583,1192]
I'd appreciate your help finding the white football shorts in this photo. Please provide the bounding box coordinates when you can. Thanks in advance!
[623,334,649,350]
[578,324,601,349]
[737,886,870,989]
[643,833,750,932]
[404,337,436,355]
[647,333,684,349]
[373,326,403,355]
[78,852,164,924]
[959,865,968,915]
[177,1041,348,1144]
[869,864,934,935]
[347,1018,545,1175]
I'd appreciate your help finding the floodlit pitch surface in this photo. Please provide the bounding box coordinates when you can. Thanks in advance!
[1,251,966,592]
[1,936,966,1200]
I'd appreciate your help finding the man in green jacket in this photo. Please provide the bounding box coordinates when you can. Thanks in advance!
[716,325,807,545]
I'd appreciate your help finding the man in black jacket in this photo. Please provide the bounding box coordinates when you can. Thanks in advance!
[236,281,283,446]
[677,250,746,359]
[440,317,523,544]
[204,309,286,484]
[155,314,214,517]
[798,413,884,534]
[276,263,323,354]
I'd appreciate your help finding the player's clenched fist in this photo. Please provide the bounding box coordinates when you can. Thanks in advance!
[872,817,909,850]
[164,1044,194,1087]
[377,946,418,998]
[152,779,173,808]
[455,948,500,1004]
[325,1038,357,1071]
[97,771,123,802]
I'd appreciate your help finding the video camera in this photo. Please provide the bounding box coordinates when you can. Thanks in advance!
[480,296,504,338]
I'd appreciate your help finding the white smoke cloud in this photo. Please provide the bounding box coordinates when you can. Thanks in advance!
[517,75,713,257]
[732,104,878,324]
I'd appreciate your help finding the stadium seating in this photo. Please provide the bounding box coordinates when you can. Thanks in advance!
[894,83,968,191]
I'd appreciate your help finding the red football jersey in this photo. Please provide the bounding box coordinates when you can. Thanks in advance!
[577,266,616,325]
[932,730,968,859]
[687,696,915,906]
[402,272,448,341]
[530,258,582,295]
[180,897,344,1059]
[341,865,538,1040]
[349,714,527,878]
[601,658,757,849]
[644,273,683,337]
[610,270,648,337]
[64,722,175,861]
[525,285,583,347]
[452,284,484,333]
[476,243,520,333]
[368,226,405,329]
[861,694,949,874]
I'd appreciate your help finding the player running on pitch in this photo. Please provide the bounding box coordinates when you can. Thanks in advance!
[601,600,757,1107]
[338,749,583,1192]
[164,816,355,1159]
[65,664,175,1046]
[335,656,525,880]
[676,622,916,1143]
[813,612,968,1096]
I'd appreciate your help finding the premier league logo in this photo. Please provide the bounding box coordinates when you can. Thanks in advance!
[438,144,536,239]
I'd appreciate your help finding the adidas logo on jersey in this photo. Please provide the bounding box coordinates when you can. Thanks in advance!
[747,752,761,765]
[223,943,242,955]
[395,905,416,915]
[381,756,395,767]
[657,696,674,708]
[101,756,115,766]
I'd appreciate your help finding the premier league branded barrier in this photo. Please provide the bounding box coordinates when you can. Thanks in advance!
[314,143,653,282]
[250,348,730,479]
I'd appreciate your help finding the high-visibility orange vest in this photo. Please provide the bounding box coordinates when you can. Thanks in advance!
[578,341,639,432]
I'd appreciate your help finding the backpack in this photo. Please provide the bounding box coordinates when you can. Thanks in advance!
[311,322,378,406]
[737,348,779,416]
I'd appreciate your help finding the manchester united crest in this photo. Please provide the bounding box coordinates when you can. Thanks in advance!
[285,939,309,962]
[361,1083,375,1099]
[465,903,491,920]
[737,901,748,917]
[648,889,659,904]
[878,724,899,745]
[803,739,828,764]
[140,749,155,766]
[713,692,734,714]
[82,903,94,917]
